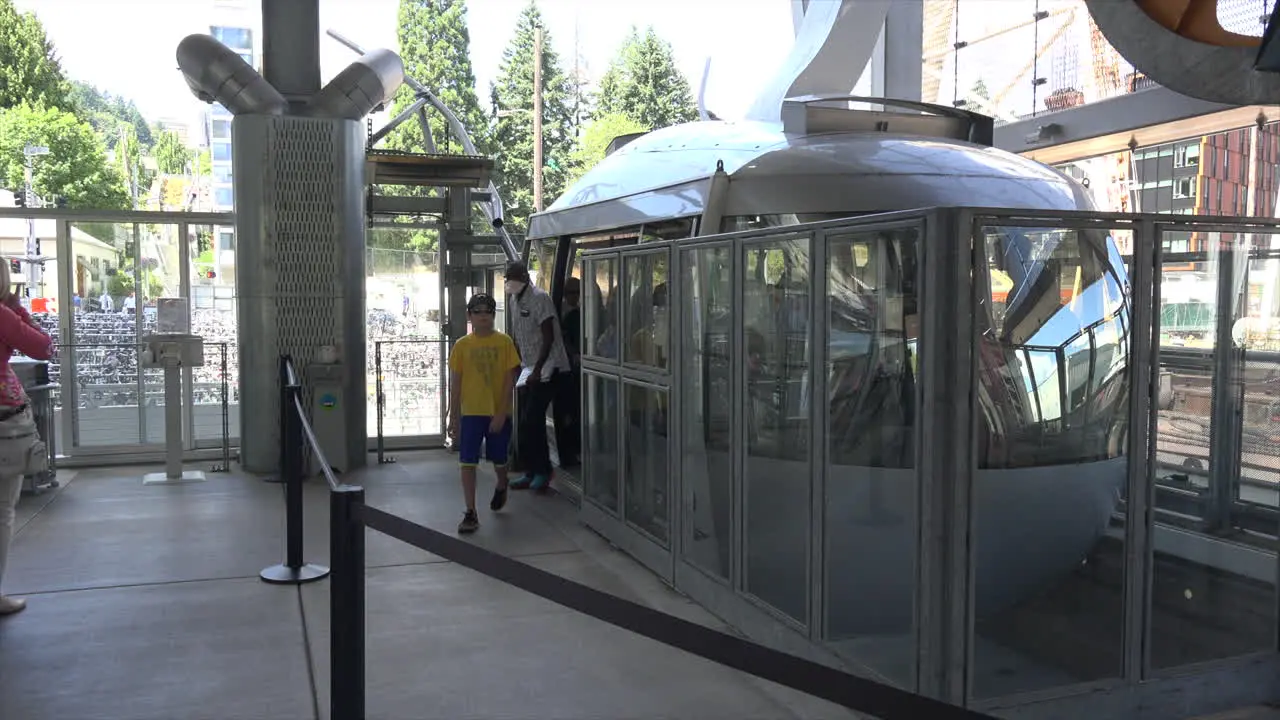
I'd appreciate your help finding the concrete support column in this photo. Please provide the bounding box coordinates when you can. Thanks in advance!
[233,115,367,473]
[261,0,321,107]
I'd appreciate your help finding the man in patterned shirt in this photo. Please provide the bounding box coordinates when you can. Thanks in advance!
[503,261,571,492]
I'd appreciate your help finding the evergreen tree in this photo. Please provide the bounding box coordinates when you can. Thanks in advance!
[377,0,489,253]
[387,0,487,156]
[595,26,696,131]
[490,1,576,230]
[0,0,70,111]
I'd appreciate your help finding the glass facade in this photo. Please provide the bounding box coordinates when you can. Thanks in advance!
[922,0,1268,122]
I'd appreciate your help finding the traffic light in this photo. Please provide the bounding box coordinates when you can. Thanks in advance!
[8,260,19,275]
[13,191,25,208]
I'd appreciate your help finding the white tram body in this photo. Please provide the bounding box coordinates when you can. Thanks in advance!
[528,99,1127,626]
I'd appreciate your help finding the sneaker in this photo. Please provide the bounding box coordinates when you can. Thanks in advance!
[457,510,479,534]
[530,474,551,493]
[509,475,534,490]
[0,596,26,616]
[490,486,508,511]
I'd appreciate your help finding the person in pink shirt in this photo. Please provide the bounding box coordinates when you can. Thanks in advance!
[0,262,54,616]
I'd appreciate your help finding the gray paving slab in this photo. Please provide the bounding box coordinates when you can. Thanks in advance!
[0,576,315,720]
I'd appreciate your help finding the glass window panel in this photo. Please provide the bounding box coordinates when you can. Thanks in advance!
[742,237,811,624]
[364,228,443,438]
[529,238,557,292]
[971,225,1130,698]
[188,224,238,444]
[584,373,620,512]
[822,227,920,687]
[1150,230,1279,670]
[680,245,733,579]
[623,382,669,543]
[212,143,231,162]
[583,256,618,360]
[640,218,694,242]
[622,251,669,369]
[67,222,141,446]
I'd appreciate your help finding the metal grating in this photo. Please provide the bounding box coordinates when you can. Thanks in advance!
[261,117,348,441]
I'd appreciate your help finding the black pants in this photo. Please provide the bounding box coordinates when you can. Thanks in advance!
[517,372,559,477]
[552,368,581,466]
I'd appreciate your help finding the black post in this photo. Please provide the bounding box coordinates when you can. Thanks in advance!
[266,355,289,484]
[375,342,394,465]
[261,358,330,585]
[284,384,304,569]
[330,485,366,720]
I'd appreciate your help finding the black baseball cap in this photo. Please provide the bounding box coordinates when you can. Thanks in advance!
[504,261,529,280]
[467,293,496,312]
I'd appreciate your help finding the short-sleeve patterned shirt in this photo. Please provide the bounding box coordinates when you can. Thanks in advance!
[508,285,570,376]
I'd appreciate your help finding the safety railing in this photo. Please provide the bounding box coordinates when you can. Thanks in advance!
[269,361,995,720]
[27,340,234,467]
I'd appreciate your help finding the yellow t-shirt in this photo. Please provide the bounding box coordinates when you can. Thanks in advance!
[448,331,521,417]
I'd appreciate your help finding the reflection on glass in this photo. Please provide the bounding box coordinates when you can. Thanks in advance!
[971,226,1130,698]
[142,223,184,444]
[530,238,558,293]
[584,373,620,512]
[623,251,669,369]
[640,218,695,242]
[742,237,810,624]
[624,382,669,542]
[1150,231,1278,669]
[924,1,1138,119]
[584,256,619,360]
[364,231,442,438]
[822,228,919,687]
[680,245,733,579]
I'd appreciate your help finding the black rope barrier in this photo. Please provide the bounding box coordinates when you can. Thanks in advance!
[260,355,330,585]
[322,492,998,720]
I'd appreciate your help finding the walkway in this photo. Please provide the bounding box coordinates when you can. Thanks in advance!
[0,451,856,720]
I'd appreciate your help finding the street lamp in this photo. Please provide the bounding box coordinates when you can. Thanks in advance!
[22,145,51,298]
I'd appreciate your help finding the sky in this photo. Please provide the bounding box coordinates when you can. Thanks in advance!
[14,0,797,138]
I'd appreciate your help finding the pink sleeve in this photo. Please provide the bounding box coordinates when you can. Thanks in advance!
[0,305,52,360]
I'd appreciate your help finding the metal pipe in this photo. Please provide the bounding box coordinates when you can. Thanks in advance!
[176,34,288,115]
[306,49,405,121]
[326,28,519,262]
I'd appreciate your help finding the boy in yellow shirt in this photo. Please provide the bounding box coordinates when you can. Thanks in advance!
[446,293,522,534]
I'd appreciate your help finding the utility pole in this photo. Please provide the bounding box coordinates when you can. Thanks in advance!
[533,25,544,213]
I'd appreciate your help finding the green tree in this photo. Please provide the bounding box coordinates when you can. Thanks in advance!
[595,26,696,131]
[387,0,488,156]
[153,130,190,175]
[0,0,70,111]
[564,111,647,189]
[67,80,153,150]
[490,1,576,230]
[0,103,130,210]
[377,0,492,253]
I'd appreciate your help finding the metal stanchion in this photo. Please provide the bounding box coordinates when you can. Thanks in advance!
[211,342,231,473]
[376,341,395,465]
[261,365,330,585]
[265,356,288,484]
[330,484,367,720]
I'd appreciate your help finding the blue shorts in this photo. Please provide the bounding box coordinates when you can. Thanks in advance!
[458,415,512,466]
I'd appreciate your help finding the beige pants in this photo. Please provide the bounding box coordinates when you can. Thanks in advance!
[0,471,20,595]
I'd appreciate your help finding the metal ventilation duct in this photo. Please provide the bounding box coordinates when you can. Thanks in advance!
[176,34,288,115]
[305,49,405,120]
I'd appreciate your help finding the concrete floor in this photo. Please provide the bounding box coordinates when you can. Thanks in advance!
[0,451,861,720]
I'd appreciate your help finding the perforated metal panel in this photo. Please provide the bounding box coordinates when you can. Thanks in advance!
[234,115,366,472]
